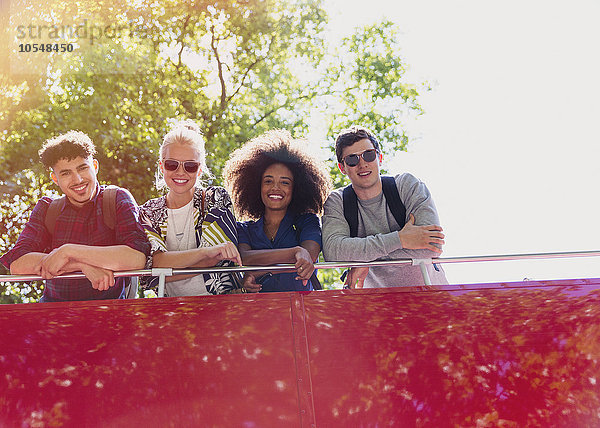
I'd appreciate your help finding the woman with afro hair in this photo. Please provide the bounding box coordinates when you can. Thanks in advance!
[223,129,332,292]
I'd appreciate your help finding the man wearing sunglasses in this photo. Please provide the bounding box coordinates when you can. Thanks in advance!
[1,131,150,302]
[322,125,447,288]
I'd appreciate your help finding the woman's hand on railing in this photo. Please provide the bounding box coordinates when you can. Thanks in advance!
[242,273,262,293]
[202,242,243,266]
[294,247,315,286]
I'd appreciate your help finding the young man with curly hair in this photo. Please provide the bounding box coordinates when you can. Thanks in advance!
[1,131,150,302]
[322,125,448,288]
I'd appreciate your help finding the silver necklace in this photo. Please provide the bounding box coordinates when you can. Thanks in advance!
[168,201,194,250]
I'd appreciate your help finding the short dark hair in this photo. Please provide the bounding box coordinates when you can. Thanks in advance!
[39,130,97,168]
[222,129,332,220]
[334,125,380,163]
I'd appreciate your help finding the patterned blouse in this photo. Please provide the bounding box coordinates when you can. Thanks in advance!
[139,186,241,294]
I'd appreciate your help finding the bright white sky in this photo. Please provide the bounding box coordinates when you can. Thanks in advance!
[325,0,600,284]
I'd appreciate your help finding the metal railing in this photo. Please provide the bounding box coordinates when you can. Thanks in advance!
[1,250,599,298]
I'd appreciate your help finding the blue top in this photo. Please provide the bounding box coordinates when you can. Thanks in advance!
[237,212,322,292]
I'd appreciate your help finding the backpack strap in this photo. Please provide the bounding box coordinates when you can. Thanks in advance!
[102,186,119,230]
[342,185,359,238]
[45,187,119,237]
[381,176,406,229]
[342,177,407,236]
[44,197,66,235]
[309,271,323,290]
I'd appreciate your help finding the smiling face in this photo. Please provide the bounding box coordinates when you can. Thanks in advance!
[261,163,294,214]
[51,156,99,207]
[160,143,202,202]
[338,138,383,199]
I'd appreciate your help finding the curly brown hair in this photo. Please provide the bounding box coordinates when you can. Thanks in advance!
[38,130,97,168]
[222,129,332,220]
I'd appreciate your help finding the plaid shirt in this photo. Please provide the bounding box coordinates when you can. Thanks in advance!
[1,185,150,302]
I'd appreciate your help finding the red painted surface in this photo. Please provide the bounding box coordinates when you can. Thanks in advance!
[2,278,600,427]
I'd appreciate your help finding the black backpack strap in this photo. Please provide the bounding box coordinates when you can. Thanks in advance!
[309,271,322,290]
[44,196,66,236]
[381,176,406,229]
[342,185,359,238]
[102,186,119,230]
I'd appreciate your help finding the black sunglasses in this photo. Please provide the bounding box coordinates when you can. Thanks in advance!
[342,149,378,167]
[163,159,200,173]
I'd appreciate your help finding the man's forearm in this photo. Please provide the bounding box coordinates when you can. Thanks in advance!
[387,247,441,260]
[9,253,45,275]
[9,252,122,277]
[322,193,401,262]
[64,244,146,271]
[59,259,100,274]
[323,232,402,262]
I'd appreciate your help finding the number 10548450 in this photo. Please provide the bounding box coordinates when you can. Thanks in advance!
[18,43,74,53]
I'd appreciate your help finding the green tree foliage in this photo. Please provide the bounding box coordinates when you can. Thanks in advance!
[0,172,58,303]
[318,21,428,188]
[0,0,425,301]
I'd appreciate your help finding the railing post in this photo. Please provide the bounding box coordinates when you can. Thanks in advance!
[412,259,432,286]
[151,268,173,298]
[126,276,139,299]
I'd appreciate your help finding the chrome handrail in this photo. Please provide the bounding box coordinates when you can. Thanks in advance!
[1,250,599,284]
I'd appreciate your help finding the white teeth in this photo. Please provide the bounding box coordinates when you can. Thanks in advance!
[269,195,283,200]
[173,179,188,184]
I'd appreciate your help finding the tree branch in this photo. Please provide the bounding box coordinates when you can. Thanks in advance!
[251,91,315,128]
[249,82,363,128]
[226,35,276,105]
[210,25,227,110]
[176,15,192,72]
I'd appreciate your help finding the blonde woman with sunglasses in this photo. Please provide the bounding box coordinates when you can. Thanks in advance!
[139,122,242,296]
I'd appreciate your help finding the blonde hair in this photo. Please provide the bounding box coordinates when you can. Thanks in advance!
[155,126,212,191]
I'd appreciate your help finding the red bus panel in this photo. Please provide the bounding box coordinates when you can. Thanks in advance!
[2,278,600,426]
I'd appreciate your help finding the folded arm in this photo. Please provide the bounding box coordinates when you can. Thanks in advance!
[36,243,146,278]
[152,243,241,283]
[9,252,46,275]
[10,251,116,290]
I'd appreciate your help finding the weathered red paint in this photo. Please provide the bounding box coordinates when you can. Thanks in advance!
[2,278,600,426]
